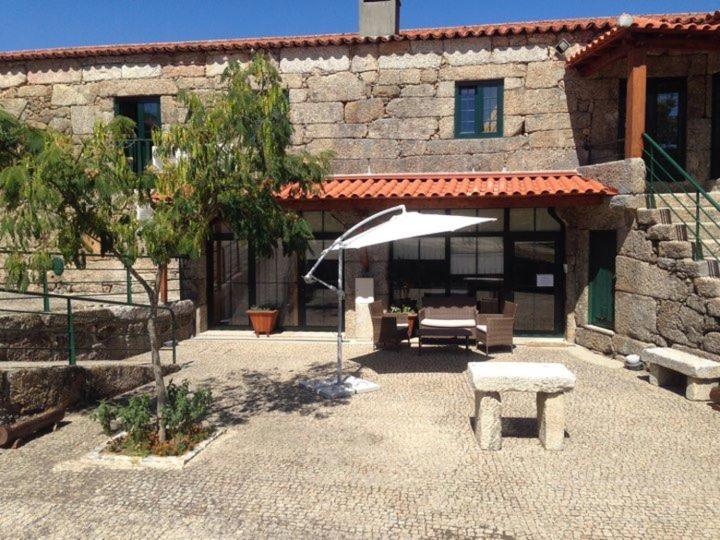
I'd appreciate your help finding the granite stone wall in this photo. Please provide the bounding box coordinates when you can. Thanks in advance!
[0,299,195,362]
[1,36,717,181]
[560,160,720,361]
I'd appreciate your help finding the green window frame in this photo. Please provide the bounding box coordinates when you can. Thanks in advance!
[454,80,504,139]
[114,96,161,174]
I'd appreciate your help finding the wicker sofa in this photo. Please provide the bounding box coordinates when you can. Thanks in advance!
[417,296,478,354]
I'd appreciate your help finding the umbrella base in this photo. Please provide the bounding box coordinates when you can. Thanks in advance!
[299,376,380,399]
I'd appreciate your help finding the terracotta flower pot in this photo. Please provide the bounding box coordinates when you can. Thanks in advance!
[247,310,279,337]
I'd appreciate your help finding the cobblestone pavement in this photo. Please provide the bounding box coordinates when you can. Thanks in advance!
[1,339,720,539]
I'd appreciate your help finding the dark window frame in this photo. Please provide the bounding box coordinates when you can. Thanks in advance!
[388,208,565,336]
[454,80,504,139]
[114,96,161,174]
[618,76,688,168]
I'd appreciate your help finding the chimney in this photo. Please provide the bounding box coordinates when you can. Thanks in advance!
[359,0,401,37]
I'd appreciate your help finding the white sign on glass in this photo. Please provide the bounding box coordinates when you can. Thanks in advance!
[536,274,554,287]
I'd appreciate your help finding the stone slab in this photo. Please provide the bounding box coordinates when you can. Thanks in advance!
[467,362,575,393]
[299,375,379,399]
[641,347,720,379]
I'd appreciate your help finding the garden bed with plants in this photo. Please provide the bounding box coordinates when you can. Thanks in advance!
[91,380,217,463]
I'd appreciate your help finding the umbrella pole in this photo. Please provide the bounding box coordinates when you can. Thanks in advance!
[336,248,344,385]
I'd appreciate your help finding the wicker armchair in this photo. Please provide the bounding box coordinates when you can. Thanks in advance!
[369,301,409,349]
[475,301,517,357]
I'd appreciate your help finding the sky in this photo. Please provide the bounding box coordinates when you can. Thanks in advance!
[0,0,717,52]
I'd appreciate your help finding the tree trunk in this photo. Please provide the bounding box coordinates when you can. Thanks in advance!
[143,265,168,443]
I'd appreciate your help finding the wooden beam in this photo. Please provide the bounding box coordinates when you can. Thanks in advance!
[624,48,647,159]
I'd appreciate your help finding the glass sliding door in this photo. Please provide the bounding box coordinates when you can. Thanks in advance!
[388,207,565,335]
[209,237,251,326]
[300,239,341,328]
[510,238,563,334]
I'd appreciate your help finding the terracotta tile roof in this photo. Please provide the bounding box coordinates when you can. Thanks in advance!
[0,12,707,62]
[277,171,616,205]
[567,11,720,69]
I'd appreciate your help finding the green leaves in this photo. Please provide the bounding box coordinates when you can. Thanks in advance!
[0,52,330,293]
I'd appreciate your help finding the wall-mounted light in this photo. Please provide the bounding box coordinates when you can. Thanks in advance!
[554,38,571,55]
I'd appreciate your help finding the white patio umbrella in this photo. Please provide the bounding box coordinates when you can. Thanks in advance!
[300,204,495,399]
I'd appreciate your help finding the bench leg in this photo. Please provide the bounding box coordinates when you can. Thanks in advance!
[648,364,674,387]
[474,391,502,450]
[686,377,719,401]
[537,391,565,451]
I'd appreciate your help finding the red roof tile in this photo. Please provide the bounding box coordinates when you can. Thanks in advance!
[0,12,708,62]
[567,11,720,69]
[277,171,616,206]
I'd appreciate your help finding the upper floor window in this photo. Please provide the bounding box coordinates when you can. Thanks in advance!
[115,96,161,173]
[454,80,503,139]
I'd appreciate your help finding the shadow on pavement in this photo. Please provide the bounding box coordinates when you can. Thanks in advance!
[199,362,351,426]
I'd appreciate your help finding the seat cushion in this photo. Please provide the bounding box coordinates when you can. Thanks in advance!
[420,318,476,329]
[476,324,487,333]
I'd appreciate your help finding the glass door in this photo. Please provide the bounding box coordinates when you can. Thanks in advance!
[209,236,251,326]
[646,77,687,171]
[510,236,563,335]
[299,239,342,329]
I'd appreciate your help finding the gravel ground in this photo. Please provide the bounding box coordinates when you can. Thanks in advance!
[1,338,719,539]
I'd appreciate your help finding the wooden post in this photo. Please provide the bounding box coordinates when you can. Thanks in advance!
[159,263,169,305]
[624,47,647,159]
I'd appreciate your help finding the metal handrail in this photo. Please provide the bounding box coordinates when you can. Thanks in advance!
[0,251,183,305]
[0,287,177,365]
[642,133,720,262]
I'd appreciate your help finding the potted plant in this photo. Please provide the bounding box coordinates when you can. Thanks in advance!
[247,305,279,337]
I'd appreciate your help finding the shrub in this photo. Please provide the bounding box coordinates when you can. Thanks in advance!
[162,380,213,437]
[91,379,213,456]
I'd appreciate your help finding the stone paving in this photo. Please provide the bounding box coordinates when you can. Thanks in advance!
[1,339,720,538]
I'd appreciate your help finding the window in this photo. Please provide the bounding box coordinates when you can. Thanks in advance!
[454,80,504,138]
[618,77,687,172]
[115,97,161,173]
[509,208,561,232]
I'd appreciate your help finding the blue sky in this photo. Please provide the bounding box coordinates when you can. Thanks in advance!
[0,0,716,51]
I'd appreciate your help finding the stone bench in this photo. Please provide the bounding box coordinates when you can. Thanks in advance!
[467,362,576,451]
[641,347,720,401]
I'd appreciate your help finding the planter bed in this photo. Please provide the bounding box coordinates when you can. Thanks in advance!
[88,428,225,470]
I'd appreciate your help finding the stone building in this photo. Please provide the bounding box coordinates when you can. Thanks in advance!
[2,1,720,360]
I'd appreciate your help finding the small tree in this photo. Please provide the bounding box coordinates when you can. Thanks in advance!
[0,54,330,441]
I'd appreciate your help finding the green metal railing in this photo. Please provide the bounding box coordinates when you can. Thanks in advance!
[0,252,183,306]
[643,133,720,262]
[0,287,177,366]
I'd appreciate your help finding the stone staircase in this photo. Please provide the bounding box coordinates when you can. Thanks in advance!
[660,191,720,262]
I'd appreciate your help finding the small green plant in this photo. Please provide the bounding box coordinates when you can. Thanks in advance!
[390,305,415,314]
[90,400,116,436]
[116,394,154,446]
[249,305,277,311]
[162,380,213,436]
[91,379,213,457]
